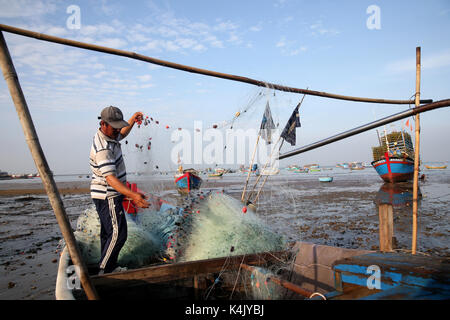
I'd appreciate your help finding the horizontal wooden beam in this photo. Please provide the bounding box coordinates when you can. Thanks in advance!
[91,250,290,287]
[0,24,432,105]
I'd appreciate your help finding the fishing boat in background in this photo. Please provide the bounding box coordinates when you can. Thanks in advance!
[371,130,415,183]
[293,167,308,173]
[174,166,202,193]
[349,162,365,170]
[260,167,280,176]
[208,172,223,178]
[0,170,12,180]
[318,177,333,182]
[425,165,447,170]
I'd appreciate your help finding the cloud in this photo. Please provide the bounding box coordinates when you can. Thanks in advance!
[386,50,450,74]
[309,20,340,36]
[276,36,307,56]
[0,0,56,18]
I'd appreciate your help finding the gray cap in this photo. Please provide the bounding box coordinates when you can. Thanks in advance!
[99,106,129,129]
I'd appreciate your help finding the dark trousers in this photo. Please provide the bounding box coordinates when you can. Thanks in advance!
[93,195,127,273]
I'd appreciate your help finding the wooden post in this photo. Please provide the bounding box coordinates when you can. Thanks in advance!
[378,204,394,252]
[0,31,99,300]
[412,47,421,255]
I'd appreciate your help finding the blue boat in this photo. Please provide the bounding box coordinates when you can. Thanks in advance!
[371,130,415,183]
[372,154,414,183]
[174,169,202,193]
[319,176,333,182]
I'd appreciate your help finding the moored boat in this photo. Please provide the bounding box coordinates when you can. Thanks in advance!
[318,177,333,182]
[425,165,447,170]
[371,130,415,183]
[174,167,202,193]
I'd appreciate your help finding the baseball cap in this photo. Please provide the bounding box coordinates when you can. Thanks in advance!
[99,106,130,129]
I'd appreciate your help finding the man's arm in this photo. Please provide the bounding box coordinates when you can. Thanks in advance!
[120,111,144,139]
[105,175,149,208]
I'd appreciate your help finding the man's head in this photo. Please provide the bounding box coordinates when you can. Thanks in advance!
[99,106,129,139]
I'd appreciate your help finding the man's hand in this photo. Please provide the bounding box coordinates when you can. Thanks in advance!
[105,175,150,208]
[120,111,145,138]
[129,192,149,208]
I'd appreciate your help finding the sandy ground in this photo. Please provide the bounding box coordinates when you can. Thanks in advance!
[0,170,448,299]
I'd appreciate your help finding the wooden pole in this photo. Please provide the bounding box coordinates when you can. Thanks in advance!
[0,23,433,106]
[378,204,394,252]
[412,47,421,255]
[0,31,99,300]
[240,264,314,298]
[241,133,260,202]
[278,99,450,160]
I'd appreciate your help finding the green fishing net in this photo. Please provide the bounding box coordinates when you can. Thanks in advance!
[74,191,286,269]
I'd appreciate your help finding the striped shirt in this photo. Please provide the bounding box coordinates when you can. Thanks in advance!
[89,129,126,199]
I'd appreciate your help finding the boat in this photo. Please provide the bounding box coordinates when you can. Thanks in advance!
[56,241,450,300]
[174,166,202,193]
[260,167,280,176]
[318,177,333,182]
[208,172,223,178]
[293,168,308,173]
[425,165,447,170]
[371,130,415,183]
[309,168,321,172]
[0,170,12,180]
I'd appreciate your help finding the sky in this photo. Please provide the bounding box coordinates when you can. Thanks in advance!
[0,0,449,174]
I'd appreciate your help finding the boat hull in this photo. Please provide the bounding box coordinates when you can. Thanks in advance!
[425,165,447,170]
[174,172,202,193]
[371,156,414,183]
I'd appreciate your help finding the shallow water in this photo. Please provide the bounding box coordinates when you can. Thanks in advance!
[0,166,448,299]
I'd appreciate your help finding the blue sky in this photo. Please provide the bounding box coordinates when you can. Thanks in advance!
[0,0,449,174]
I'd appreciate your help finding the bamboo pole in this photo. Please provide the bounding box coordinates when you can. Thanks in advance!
[278,98,450,160]
[241,133,260,202]
[240,264,314,298]
[0,31,99,300]
[0,24,433,105]
[412,47,421,255]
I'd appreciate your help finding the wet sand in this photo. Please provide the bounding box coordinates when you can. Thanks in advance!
[0,169,449,299]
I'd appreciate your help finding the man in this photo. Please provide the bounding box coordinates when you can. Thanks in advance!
[90,106,149,274]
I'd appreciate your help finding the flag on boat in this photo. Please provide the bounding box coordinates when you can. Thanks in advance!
[281,103,301,146]
[260,102,276,144]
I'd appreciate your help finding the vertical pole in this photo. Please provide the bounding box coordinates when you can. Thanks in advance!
[0,32,99,299]
[412,47,421,255]
[378,204,393,252]
[241,133,260,202]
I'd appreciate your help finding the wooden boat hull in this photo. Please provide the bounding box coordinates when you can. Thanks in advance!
[56,241,450,300]
[174,172,202,193]
[425,165,447,169]
[371,156,414,183]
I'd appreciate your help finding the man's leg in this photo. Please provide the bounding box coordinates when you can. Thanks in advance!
[94,196,127,273]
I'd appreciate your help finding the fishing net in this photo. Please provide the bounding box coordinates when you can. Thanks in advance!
[74,190,286,269]
[167,190,286,262]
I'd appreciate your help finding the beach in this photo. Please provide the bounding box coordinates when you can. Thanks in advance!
[0,168,449,300]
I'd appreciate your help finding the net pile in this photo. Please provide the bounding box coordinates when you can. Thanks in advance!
[74,191,286,268]
[372,131,414,161]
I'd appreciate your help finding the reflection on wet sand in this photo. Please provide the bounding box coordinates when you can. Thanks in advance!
[374,182,422,252]
[375,182,421,208]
